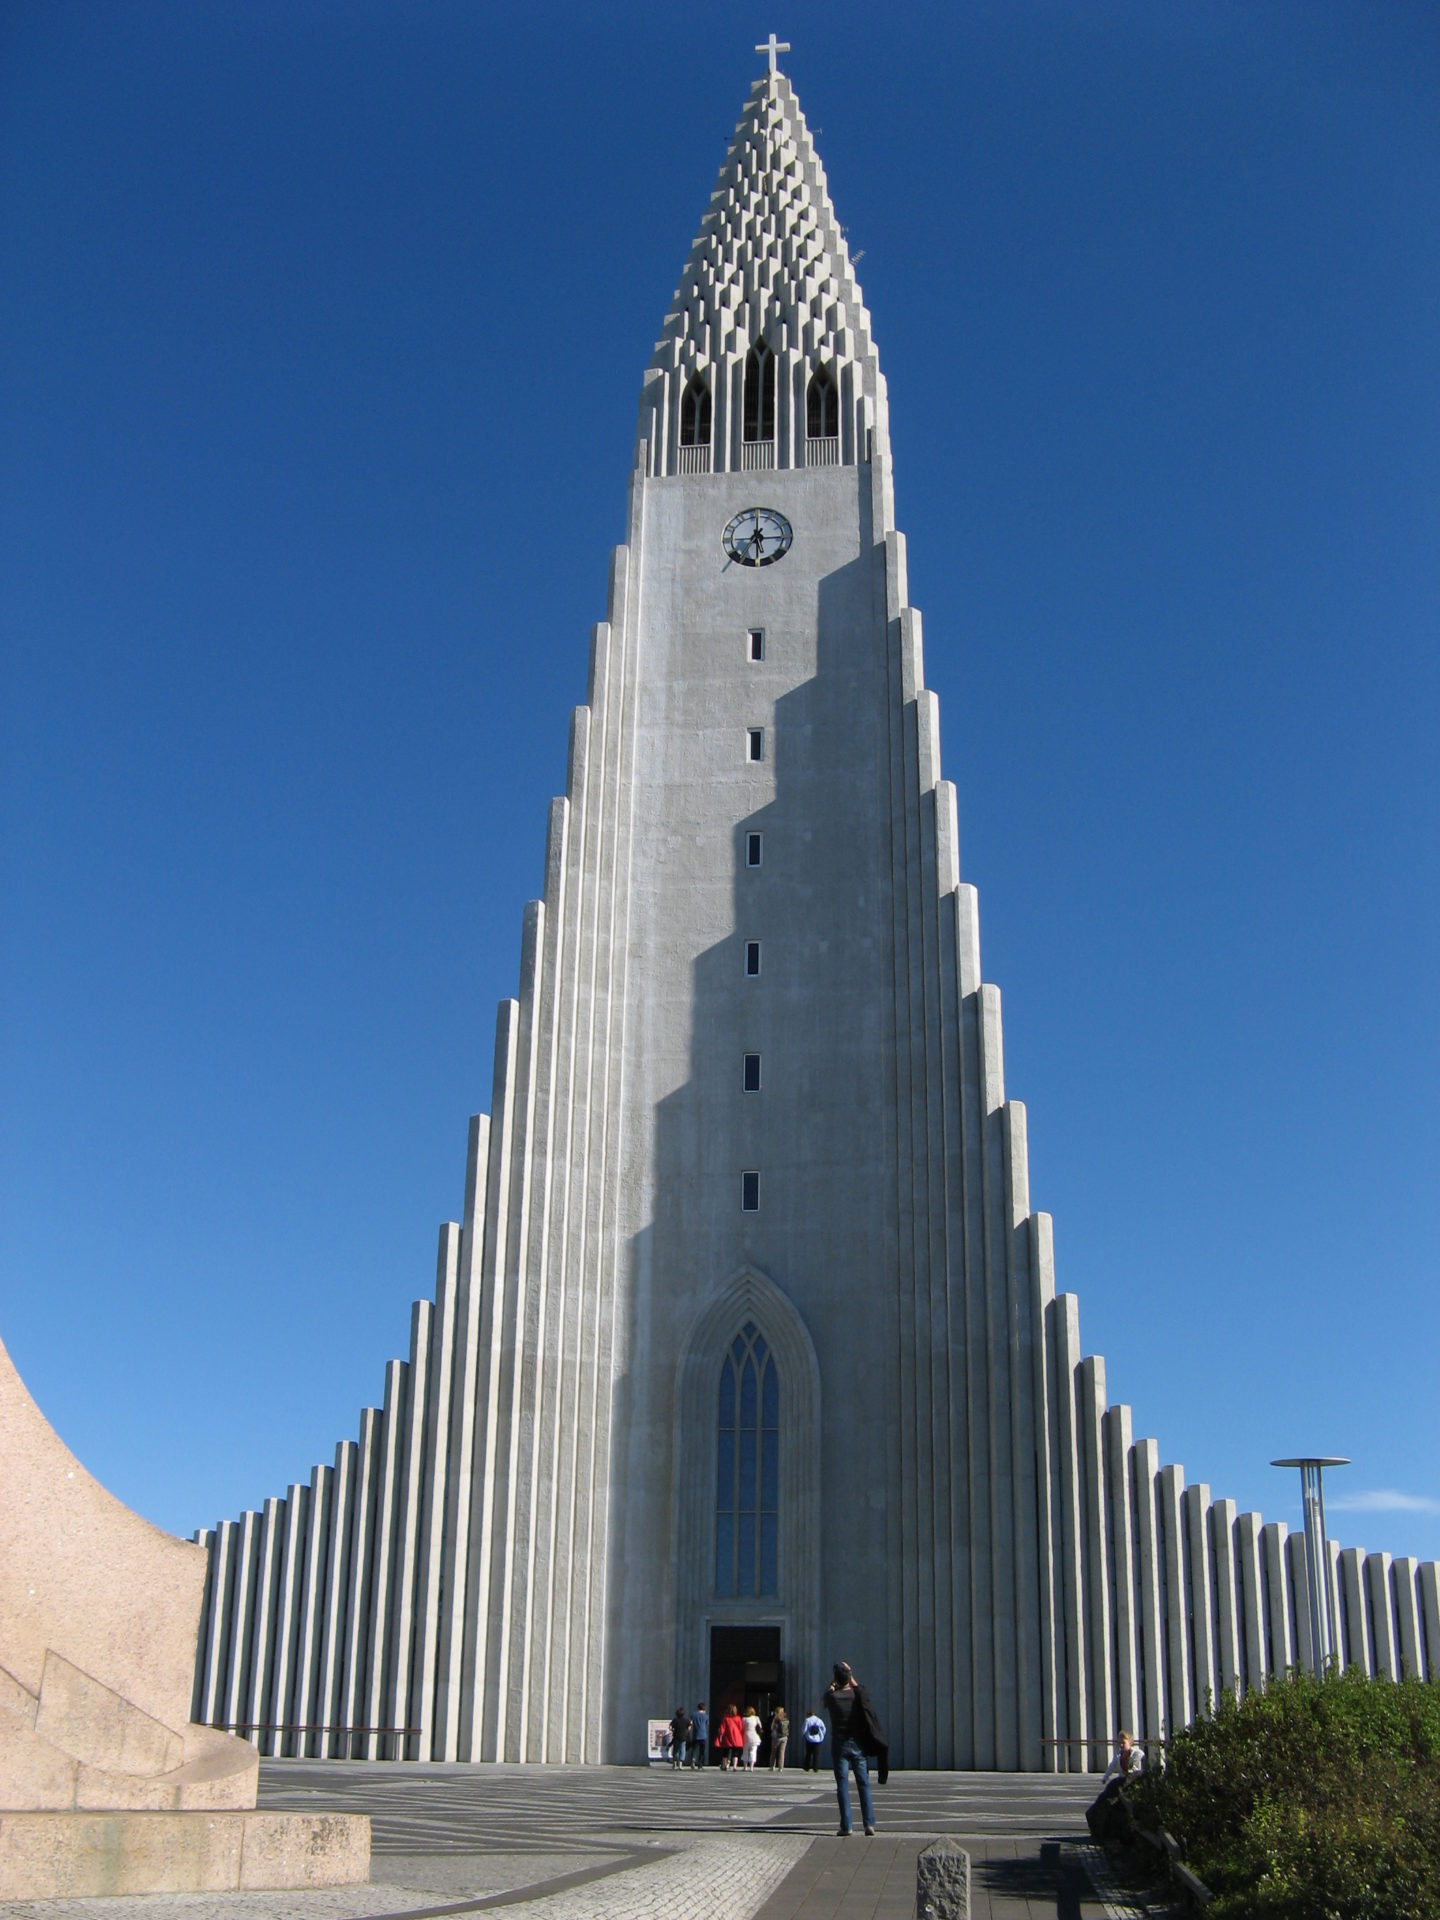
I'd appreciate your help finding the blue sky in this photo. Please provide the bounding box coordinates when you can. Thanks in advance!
[3,2,1437,1566]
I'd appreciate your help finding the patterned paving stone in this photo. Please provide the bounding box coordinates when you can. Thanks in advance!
[0,1765,1120,1920]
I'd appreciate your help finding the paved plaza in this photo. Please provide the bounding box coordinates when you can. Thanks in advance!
[0,1762,1177,1919]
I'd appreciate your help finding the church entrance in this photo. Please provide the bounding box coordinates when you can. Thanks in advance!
[709,1625,784,1764]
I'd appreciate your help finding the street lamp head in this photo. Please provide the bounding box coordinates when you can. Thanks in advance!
[1271,1457,1350,1469]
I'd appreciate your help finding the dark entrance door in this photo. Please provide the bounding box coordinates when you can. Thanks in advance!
[709,1624,784,1764]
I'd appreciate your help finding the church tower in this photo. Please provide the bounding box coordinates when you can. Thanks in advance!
[191,54,1440,1770]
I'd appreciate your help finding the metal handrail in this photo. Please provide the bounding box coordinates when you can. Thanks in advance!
[210,1722,421,1735]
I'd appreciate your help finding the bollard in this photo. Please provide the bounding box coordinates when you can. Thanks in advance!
[916,1838,970,1919]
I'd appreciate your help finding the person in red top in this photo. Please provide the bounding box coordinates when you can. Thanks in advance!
[715,1704,745,1771]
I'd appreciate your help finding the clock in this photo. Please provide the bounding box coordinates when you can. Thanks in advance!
[723,507,793,568]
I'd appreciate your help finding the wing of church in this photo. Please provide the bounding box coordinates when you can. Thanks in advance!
[192,61,1440,1769]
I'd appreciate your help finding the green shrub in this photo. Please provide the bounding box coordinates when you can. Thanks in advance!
[1130,1668,1440,1919]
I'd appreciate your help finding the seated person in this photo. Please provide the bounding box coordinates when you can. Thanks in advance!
[1085,1729,1145,1843]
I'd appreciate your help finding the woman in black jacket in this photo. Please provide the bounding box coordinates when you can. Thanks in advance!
[821,1661,888,1835]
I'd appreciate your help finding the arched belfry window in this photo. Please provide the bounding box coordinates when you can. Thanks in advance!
[680,372,712,447]
[715,1321,779,1596]
[743,342,776,444]
[806,366,838,440]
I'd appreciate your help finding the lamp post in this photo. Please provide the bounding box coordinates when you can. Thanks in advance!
[1272,1456,1348,1678]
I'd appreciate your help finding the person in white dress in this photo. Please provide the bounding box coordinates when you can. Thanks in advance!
[741,1707,762,1769]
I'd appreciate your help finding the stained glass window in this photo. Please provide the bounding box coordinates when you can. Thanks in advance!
[715,1323,779,1596]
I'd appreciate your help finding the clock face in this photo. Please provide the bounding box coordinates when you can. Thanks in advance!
[723,506,793,568]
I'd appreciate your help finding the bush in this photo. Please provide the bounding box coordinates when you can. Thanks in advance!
[1130,1668,1440,1919]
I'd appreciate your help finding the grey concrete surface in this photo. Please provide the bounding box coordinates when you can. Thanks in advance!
[0,1762,1174,1920]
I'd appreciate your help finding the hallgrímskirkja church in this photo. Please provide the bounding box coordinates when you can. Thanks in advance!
[192,51,1440,1769]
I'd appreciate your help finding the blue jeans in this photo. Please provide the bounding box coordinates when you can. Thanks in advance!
[833,1737,875,1833]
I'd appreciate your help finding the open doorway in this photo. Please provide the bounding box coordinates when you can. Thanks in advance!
[709,1624,785,1764]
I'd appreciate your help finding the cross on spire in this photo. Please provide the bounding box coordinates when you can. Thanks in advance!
[755,32,790,76]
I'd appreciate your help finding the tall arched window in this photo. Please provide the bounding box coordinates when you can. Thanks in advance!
[743,342,776,444]
[806,366,838,439]
[715,1321,779,1596]
[680,373,712,447]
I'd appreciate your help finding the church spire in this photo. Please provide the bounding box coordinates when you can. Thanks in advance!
[637,62,887,476]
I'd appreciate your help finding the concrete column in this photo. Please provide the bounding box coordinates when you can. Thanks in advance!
[245,1496,285,1750]
[1338,1547,1368,1673]
[549,649,618,1765]
[500,806,570,1764]
[339,1407,382,1756]
[534,716,594,1765]
[1048,1295,1086,1767]
[269,1482,310,1758]
[979,988,1016,1769]
[1158,1467,1190,1732]
[1130,1439,1167,1742]
[779,345,798,468]
[222,1510,261,1739]
[386,1301,433,1759]
[1419,1563,1440,1685]
[364,1359,408,1759]
[721,351,739,472]
[1286,1530,1313,1677]
[1366,1553,1398,1679]
[912,709,951,1771]
[936,788,974,1771]
[199,1520,236,1728]
[1182,1485,1215,1718]
[1336,1543,1351,1666]
[575,535,643,1763]
[954,994,990,1761]
[1079,1358,1113,1761]
[1003,1105,1042,1772]
[880,600,922,1767]
[1028,1210,1059,1769]
[1261,1522,1293,1676]
[460,997,522,1760]
[530,752,593,1764]
[413,1224,460,1760]
[1393,1559,1423,1680]
[1103,1404,1139,1741]
[484,907,546,1761]
[316,1439,357,1756]
[1235,1513,1266,1694]
[294,1463,333,1755]
[1210,1499,1240,1703]
[191,1529,215,1721]
[435,1109,492,1761]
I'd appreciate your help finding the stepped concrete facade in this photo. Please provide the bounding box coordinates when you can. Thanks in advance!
[192,63,1440,1769]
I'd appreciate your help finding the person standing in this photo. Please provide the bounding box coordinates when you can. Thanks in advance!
[822,1661,886,1836]
[741,1705,762,1769]
[800,1709,825,1771]
[716,1704,744,1770]
[668,1705,691,1769]
[769,1705,789,1769]
[690,1702,708,1768]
